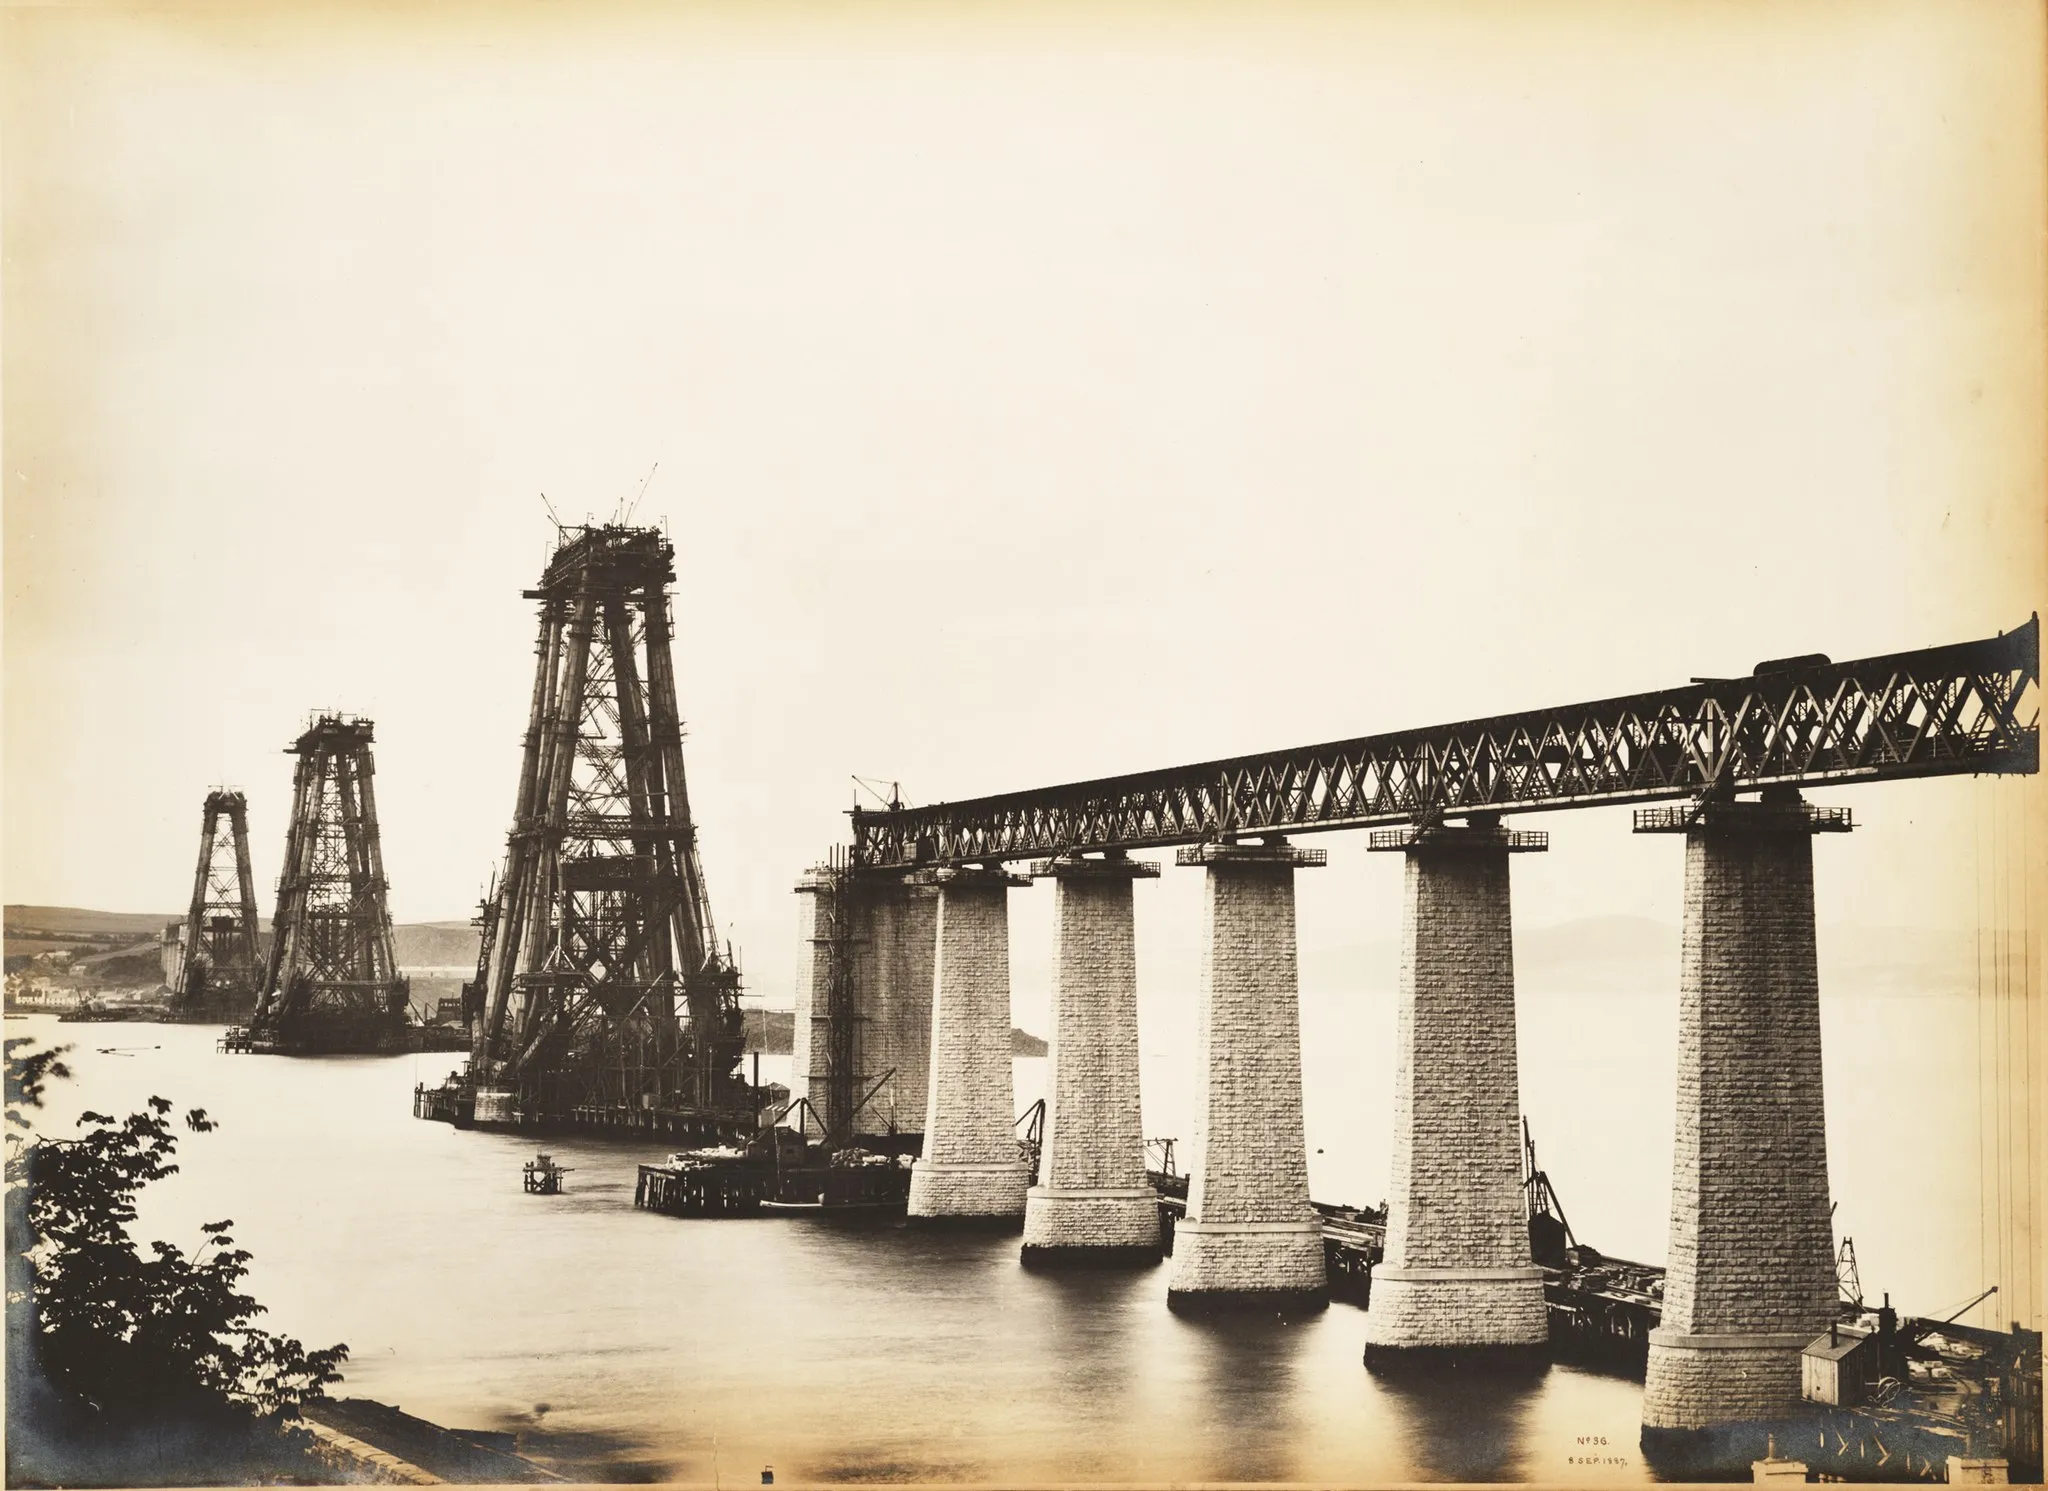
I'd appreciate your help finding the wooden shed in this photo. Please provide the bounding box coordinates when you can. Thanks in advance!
[1802,1322,1876,1407]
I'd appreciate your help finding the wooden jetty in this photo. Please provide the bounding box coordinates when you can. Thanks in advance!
[634,1139,912,1220]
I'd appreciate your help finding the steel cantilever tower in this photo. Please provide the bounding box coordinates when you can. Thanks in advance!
[468,523,746,1127]
[244,715,410,1054]
[166,790,263,1021]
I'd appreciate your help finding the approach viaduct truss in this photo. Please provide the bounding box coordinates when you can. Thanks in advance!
[810,612,2040,1439]
[850,617,2039,868]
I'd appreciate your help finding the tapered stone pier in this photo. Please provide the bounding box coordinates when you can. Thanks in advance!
[1166,838,1327,1312]
[853,877,938,1140]
[1363,816,1549,1363]
[908,864,1032,1224]
[1637,790,1849,1431]
[789,869,935,1142]
[1022,851,1162,1266]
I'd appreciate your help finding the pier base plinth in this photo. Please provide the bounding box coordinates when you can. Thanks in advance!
[1642,1331,1815,1430]
[1021,1187,1161,1266]
[1361,1267,1550,1361]
[1165,1221,1327,1313]
[472,1088,516,1124]
[906,1159,1030,1225]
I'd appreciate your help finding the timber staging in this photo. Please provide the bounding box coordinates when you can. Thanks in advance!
[413,1075,754,1146]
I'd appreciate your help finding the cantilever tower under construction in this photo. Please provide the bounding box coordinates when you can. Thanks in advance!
[241,715,410,1054]
[166,789,263,1022]
[458,523,747,1131]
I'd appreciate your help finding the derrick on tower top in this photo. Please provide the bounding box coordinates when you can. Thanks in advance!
[524,523,677,600]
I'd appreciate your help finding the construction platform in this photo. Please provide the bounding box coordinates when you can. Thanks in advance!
[412,1074,756,1147]
[633,1139,913,1220]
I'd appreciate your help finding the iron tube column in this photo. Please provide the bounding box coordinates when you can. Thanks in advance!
[1022,851,1162,1266]
[1363,815,1549,1362]
[908,864,1032,1223]
[1167,838,1327,1311]
[1637,789,1849,1433]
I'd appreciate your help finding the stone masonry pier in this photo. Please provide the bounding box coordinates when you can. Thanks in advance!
[908,864,1031,1224]
[1363,815,1548,1361]
[1022,851,1162,1267]
[1637,789,1849,1430]
[852,877,937,1142]
[1166,838,1327,1311]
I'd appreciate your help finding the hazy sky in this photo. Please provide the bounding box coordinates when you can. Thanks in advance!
[6,1,2043,1016]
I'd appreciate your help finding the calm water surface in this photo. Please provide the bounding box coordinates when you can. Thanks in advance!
[9,989,1979,1483]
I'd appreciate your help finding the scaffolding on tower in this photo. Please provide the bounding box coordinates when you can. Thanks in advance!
[430,523,749,1135]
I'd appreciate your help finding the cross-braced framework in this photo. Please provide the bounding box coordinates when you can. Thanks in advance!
[851,616,2040,868]
[167,789,262,1020]
[795,850,869,1144]
[471,523,747,1121]
[246,715,409,1053]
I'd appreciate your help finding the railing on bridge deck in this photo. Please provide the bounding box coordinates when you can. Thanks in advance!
[851,616,2038,870]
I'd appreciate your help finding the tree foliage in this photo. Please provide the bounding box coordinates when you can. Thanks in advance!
[5,1037,349,1484]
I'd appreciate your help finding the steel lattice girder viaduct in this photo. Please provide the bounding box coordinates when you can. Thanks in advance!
[850,616,2039,869]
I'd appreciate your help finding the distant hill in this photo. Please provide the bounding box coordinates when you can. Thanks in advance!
[1299,914,1983,999]
[744,1009,794,1052]
[740,1009,1045,1057]
[5,905,481,976]
[392,922,481,969]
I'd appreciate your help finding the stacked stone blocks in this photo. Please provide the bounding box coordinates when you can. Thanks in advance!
[1364,820,1548,1354]
[1167,839,1327,1308]
[908,866,1032,1221]
[850,879,936,1140]
[1640,793,1844,1430]
[1022,853,1162,1263]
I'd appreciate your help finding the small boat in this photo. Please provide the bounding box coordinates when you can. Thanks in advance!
[522,1152,572,1195]
[758,1195,904,1217]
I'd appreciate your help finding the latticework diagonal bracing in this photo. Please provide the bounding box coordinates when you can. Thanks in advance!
[852,617,2039,869]
[469,523,747,1122]
[248,716,409,1052]
[167,789,263,1021]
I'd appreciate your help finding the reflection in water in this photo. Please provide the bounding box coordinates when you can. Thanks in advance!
[10,1020,1656,1484]
[1369,1357,1549,1482]
[1175,1311,1309,1482]
[1013,1263,1155,1480]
